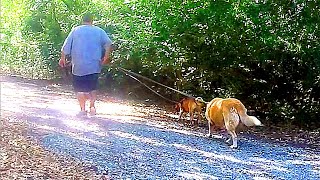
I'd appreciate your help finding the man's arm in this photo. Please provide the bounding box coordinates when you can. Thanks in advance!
[100,29,113,65]
[60,30,73,67]
[59,52,67,67]
[101,44,112,65]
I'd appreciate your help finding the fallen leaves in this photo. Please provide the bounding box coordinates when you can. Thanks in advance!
[0,118,108,180]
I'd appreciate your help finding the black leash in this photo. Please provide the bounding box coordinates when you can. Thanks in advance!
[117,67,196,103]
[118,68,179,103]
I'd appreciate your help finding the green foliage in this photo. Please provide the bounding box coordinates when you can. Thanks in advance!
[1,0,319,128]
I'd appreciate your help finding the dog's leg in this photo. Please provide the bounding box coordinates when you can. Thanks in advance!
[207,120,212,138]
[194,117,199,127]
[226,136,232,144]
[223,110,239,149]
[178,110,183,122]
[205,107,212,137]
[196,110,201,127]
[190,111,194,126]
[227,130,238,149]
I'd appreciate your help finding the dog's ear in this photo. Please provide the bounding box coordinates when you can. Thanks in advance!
[195,97,205,103]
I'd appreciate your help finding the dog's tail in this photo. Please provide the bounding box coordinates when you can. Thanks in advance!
[235,104,263,127]
[240,115,263,127]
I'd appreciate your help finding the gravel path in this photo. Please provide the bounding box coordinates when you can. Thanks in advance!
[1,76,320,179]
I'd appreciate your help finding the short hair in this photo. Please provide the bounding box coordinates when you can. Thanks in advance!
[82,13,93,23]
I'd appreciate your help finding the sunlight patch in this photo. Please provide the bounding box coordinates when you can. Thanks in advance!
[62,119,100,132]
[311,169,320,176]
[289,159,320,166]
[51,100,79,115]
[35,124,56,131]
[167,128,211,137]
[35,114,56,120]
[253,177,273,180]
[34,123,108,145]
[57,130,108,145]
[111,131,164,146]
[249,157,290,173]
[96,102,135,116]
[178,172,218,180]
[68,133,106,145]
[173,143,244,164]
[249,157,285,167]
[244,169,265,175]
[102,115,143,124]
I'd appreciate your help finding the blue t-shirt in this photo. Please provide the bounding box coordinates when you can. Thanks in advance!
[61,25,112,76]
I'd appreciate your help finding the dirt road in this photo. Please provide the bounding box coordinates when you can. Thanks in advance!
[1,76,319,179]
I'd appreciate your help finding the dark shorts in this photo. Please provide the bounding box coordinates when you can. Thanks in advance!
[72,73,99,92]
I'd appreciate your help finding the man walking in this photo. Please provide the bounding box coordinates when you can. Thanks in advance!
[59,13,112,116]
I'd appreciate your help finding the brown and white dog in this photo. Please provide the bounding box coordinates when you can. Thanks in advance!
[205,98,263,148]
[175,97,205,126]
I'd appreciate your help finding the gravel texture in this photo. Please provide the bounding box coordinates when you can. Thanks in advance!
[1,76,319,179]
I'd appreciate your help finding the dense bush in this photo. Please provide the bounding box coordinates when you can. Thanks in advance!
[1,0,319,129]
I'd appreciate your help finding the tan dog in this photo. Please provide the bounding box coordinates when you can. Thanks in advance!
[175,97,205,125]
[205,98,263,148]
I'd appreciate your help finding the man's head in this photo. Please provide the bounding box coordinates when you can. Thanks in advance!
[82,13,93,24]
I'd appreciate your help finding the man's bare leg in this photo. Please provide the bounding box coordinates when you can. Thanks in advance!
[89,90,97,115]
[76,92,87,113]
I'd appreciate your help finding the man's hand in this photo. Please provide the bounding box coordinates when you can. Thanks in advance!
[59,58,66,67]
[101,45,112,65]
[59,52,67,67]
[101,56,110,65]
